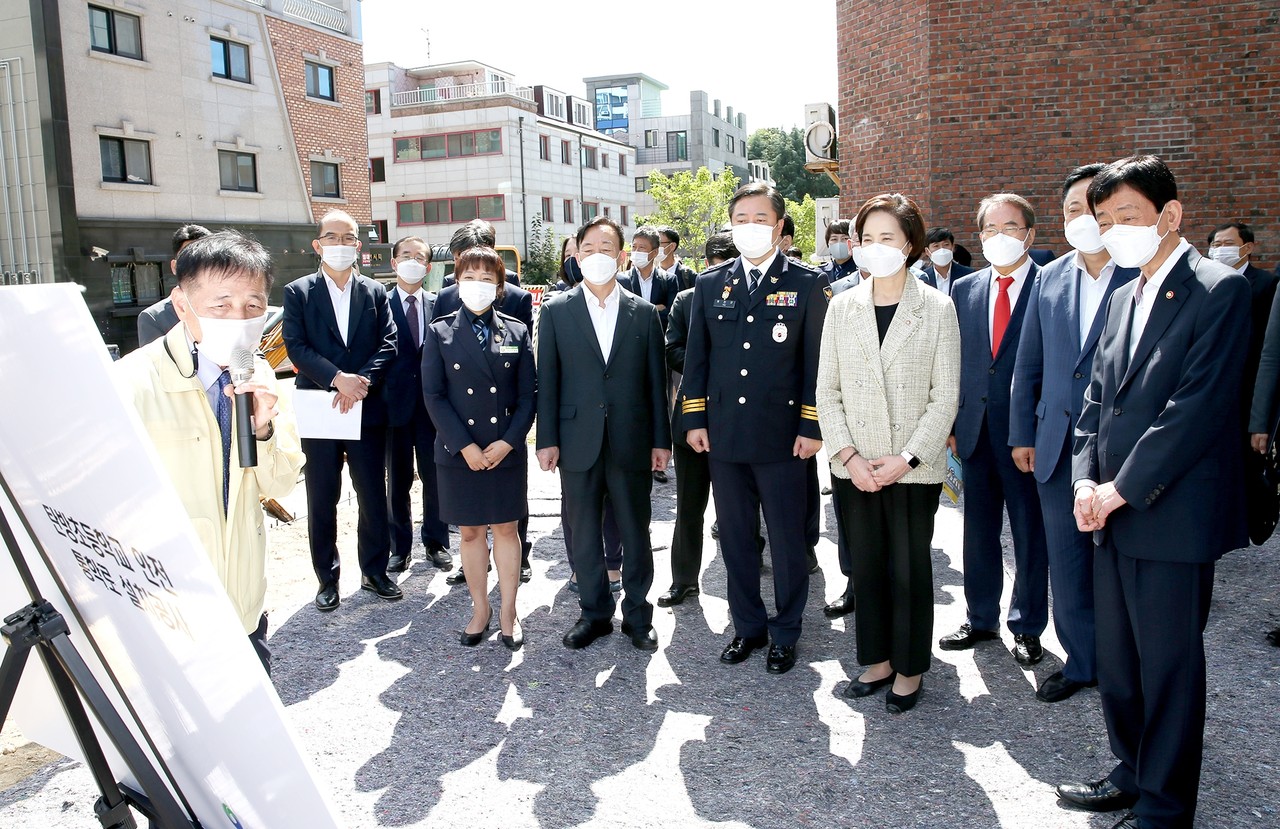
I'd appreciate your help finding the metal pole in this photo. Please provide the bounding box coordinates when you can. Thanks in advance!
[517,116,528,258]
[577,134,585,216]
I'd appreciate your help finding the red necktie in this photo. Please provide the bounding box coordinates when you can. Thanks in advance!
[992,276,1014,358]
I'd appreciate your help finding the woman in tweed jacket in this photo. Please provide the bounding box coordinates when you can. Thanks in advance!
[817,193,961,714]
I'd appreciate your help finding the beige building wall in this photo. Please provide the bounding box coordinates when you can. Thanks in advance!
[0,1,53,282]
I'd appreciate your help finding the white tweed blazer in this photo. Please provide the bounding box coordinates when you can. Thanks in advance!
[816,272,960,484]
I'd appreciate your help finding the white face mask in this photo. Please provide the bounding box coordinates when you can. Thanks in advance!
[929,247,954,268]
[190,312,267,369]
[1064,215,1106,255]
[1209,245,1242,266]
[829,241,850,262]
[731,223,777,259]
[396,259,426,284]
[1100,207,1170,270]
[631,250,652,269]
[860,242,909,279]
[982,232,1029,268]
[850,245,869,272]
[457,280,498,313]
[580,252,619,285]
[320,244,358,271]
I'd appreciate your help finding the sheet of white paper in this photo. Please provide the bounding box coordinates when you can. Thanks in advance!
[292,389,362,440]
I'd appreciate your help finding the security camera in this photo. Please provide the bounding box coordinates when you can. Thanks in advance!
[90,246,109,260]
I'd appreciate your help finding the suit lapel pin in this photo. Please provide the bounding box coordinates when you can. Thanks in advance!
[1165,290,1174,299]
[770,276,779,284]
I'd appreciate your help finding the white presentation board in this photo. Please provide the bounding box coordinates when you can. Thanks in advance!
[0,284,341,828]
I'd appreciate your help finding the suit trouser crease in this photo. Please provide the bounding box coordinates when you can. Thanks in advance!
[386,406,449,555]
[1038,450,1097,683]
[303,428,390,585]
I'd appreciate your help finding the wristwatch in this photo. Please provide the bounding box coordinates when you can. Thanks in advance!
[256,421,275,442]
[900,450,920,469]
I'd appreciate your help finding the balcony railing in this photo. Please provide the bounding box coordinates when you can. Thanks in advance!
[392,81,534,108]
[281,0,348,34]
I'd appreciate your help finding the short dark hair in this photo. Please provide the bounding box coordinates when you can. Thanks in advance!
[1087,155,1178,214]
[449,220,497,256]
[976,194,1036,229]
[855,193,927,267]
[924,227,954,246]
[825,220,850,244]
[781,213,795,238]
[1210,221,1254,246]
[171,224,212,256]
[392,235,431,260]
[454,246,507,303]
[785,246,803,259]
[575,216,624,247]
[1061,163,1109,201]
[174,230,273,291]
[632,225,661,250]
[656,226,680,246]
[704,232,738,265]
[727,182,785,223]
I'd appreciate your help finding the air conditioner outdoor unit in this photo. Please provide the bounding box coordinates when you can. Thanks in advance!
[804,102,837,164]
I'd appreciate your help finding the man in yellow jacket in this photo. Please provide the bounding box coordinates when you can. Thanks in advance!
[114,231,304,675]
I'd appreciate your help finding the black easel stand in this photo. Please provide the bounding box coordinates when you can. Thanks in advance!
[0,499,200,828]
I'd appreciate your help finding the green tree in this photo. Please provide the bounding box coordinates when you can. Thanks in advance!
[786,194,817,261]
[748,126,837,203]
[640,166,740,261]
[524,213,559,285]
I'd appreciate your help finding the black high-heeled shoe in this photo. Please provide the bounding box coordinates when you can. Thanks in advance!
[460,608,493,647]
[886,678,923,714]
[500,624,524,651]
[843,672,896,699]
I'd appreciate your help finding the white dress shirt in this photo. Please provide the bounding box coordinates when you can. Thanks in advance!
[1075,252,1116,347]
[987,256,1033,350]
[583,281,622,363]
[934,265,955,297]
[739,248,781,286]
[635,268,654,303]
[395,285,427,348]
[1129,239,1191,361]
[324,270,355,345]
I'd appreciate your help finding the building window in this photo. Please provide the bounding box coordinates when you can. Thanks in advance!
[539,135,550,161]
[218,150,257,192]
[563,199,573,223]
[541,196,552,220]
[621,206,629,226]
[365,89,381,115]
[369,157,385,183]
[713,129,720,148]
[373,219,388,244]
[727,135,735,154]
[393,129,502,162]
[310,161,340,197]
[583,203,599,221]
[619,155,627,175]
[305,61,335,101]
[111,262,163,306]
[397,195,505,225]
[582,146,597,169]
[561,140,571,165]
[666,131,688,163]
[210,37,250,83]
[644,129,659,148]
[742,143,746,157]
[635,176,647,193]
[89,5,142,60]
[603,206,611,218]
[573,101,590,124]
[601,153,609,169]
[99,136,152,184]
[546,94,565,120]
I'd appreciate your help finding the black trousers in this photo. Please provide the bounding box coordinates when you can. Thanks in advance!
[386,402,449,556]
[835,478,941,677]
[1096,540,1214,829]
[248,612,271,676]
[670,438,712,587]
[805,456,820,548]
[560,432,653,628]
[709,456,809,646]
[562,497,622,572]
[302,424,390,587]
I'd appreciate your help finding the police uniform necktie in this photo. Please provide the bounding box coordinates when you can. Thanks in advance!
[748,267,762,295]
[405,294,420,350]
[472,318,488,344]
[991,276,1014,358]
[215,370,232,515]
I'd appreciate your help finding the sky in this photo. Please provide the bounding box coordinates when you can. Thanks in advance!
[359,0,839,133]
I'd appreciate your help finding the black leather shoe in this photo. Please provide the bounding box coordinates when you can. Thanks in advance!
[520,563,532,583]
[653,469,668,483]
[823,586,855,618]
[426,546,454,571]
[621,622,659,651]
[1013,634,1044,665]
[843,672,895,699]
[562,618,613,649]
[1266,626,1280,646]
[1036,670,1096,703]
[821,484,832,495]
[710,521,719,539]
[1056,778,1138,813]
[765,644,796,674]
[446,568,467,585]
[609,578,622,593]
[1109,812,1141,828]
[460,608,492,647]
[720,634,768,664]
[386,553,411,573]
[500,623,523,651]
[886,679,922,714]
[657,584,700,607]
[361,573,403,601]
[805,547,820,574]
[938,623,999,650]
[315,584,339,612]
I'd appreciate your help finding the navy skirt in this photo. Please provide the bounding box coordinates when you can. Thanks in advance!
[436,462,527,526]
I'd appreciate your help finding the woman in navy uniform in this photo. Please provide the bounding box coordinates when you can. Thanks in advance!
[422,246,536,650]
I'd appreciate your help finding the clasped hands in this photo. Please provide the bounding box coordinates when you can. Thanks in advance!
[462,440,514,472]
[845,452,909,492]
[331,371,370,414]
[1073,481,1126,532]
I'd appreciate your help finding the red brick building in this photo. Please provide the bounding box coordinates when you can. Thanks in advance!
[837,0,1280,265]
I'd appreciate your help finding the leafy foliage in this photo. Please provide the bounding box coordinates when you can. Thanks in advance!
[638,166,740,260]
[524,213,559,285]
[748,126,838,203]
[786,194,817,260]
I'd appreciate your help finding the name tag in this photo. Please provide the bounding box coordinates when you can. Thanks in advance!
[712,299,736,309]
[500,345,520,354]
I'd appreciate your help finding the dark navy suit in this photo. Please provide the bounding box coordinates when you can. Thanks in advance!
[384,286,449,558]
[283,269,398,586]
[952,263,1049,637]
[1074,247,1249,827]
[919,262,975,296]
[820,257,859,284]
[435,277,534,331]
[682,253,827,646]
[1009,253,1136,683]
[619,265,679,329]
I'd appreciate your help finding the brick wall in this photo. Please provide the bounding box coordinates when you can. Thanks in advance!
[265,16,370,224]
[837,0,1280,263]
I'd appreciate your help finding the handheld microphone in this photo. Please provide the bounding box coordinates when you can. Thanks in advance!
[230,347,258,468]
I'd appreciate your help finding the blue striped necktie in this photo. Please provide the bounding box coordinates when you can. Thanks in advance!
[472,318,487,344]
[215,370,232,515]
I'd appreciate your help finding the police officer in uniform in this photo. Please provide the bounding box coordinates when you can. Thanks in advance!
[682,183,828,675]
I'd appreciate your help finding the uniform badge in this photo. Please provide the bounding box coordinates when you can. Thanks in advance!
[824,286,833,299]
[772,323,788,343]
[1165,290,1174,299]
[722,284,732,301]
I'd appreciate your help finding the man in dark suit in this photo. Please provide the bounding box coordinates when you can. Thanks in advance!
[536,216,671,652]
[136,224,211,347]
[620,225,679,329]
[683,183,827,675]
[1057,155,1251,829]
[919,226,975,297]
[1028,248,1056,267]
[940,193,1049,668]
[383,236,451,574]
[820,220,859,285]
[1010,165,1139,703]
[656,226,698,291]
[283,210,401,611]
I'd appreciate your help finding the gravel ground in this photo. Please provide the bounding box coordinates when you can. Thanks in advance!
[2,447,1278,828]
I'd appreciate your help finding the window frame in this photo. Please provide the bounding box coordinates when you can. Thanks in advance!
[369,156,386,183]
[217,149,258,192]
[310,160,340,198]
[89,5,143,61]
[635,176,647,193]
[210,36,250,83]
[396,195,506,226]
[562,199,573,224]
[560,139,572,165]
[99,136,153,185]
[304,60,336,101]
[583,202,599,221]
[365,89,382,115]
[541,196,552,221]
[582,146,597,170]
[619,155,627,175]
[538,134,550,161]
[391,128,504,163]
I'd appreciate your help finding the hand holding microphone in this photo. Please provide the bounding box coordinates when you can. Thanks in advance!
[230,348,266,467]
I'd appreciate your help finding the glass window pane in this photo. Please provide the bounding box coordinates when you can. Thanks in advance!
[114,12,142,59]
[424,200,447,224]
[450,197,478,221]
[236,154,255,190]
[477,196,503,220]
[422,136,446,159]
[219,151,235,189]
[124,140,151,183]
[134,263,162,302]
[100,138,123,182]
[398,202,424,225]
[318,65,333,99]
[369,157,385,182]
[110,264,134,304]
[447,134,462,157]
[305,63,316,96]
[475,129,501,155]
[394,137,420,161]
[210,39,227,77]
[229,42,249,82]
[89,8,112,51]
